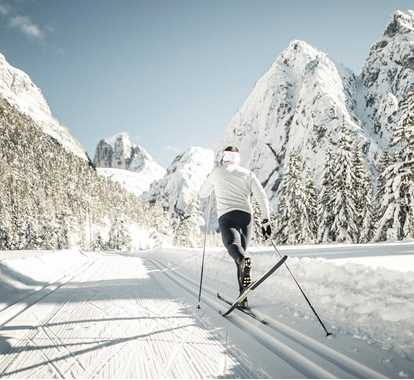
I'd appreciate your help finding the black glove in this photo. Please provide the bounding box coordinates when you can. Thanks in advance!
[261,219,272,240]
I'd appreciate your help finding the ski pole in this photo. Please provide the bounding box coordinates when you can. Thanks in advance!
[197,194,211,309]
[270,240,333,337]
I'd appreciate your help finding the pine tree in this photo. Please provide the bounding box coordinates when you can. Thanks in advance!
[300,169,318,243]
[274,152,306,244]
[374,89,414,241]
[351,143,374,242]
[317,150,336,243]
[174,198,203,247]
[107,217,131,251]
[330,126,359,243]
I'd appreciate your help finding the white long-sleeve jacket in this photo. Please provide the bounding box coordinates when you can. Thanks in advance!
[199,163,270,220]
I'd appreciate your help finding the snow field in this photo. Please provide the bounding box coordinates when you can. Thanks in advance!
[0,251,278,378]
[147,242,414,369]
[1,244,414,378]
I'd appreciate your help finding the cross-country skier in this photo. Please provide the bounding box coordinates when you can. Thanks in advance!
[199,146,272,308]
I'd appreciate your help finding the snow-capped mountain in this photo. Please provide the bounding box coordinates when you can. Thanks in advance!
[143,147,215,217]
[223,9,414,205]
[224,40,367,200]
[359,10,414,149]
[94,132,165,196]
[0,52,87,160]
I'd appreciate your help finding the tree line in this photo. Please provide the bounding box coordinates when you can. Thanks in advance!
[270,89,414,245]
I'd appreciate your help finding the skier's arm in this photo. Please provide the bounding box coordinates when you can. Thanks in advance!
[199,171,215,198]
[250,173,270,220]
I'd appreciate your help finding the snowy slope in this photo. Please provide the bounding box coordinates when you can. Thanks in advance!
[94,132,165,196]
[97,167,162,197]
[0,52,87,160]
[143,146,215,216]
[223,9,413,203]
[359,10,414,149]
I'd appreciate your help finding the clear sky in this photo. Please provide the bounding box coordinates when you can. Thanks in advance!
[0,0,412,167]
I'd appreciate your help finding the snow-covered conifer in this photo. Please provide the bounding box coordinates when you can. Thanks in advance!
[174,198,203,247]
[300,168,318,243]
[317,150,336,243]
[274,152,304,244]
[330,125,359,243]
[374,90,414,241]
[351,143,374,242]
[108,217,131,251]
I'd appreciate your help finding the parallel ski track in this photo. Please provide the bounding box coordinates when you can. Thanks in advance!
[0,253,95,328]
[0,257,97,377]
[149,258,386,379]
[0,250,91,314]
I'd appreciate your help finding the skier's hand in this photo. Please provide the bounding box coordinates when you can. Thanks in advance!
[261,219,272,240]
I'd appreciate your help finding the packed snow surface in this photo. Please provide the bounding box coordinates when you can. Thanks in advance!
[1,242,414,378]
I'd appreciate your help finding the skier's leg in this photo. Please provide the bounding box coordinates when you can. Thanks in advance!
[239,215,253,303]
[219,211,252,298]
[240,218,252,251]
[219,214,246,293]
[218,218,245,264]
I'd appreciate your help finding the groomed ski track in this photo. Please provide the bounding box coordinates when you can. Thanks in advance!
[149,258,385,379]
[0,248,406,378]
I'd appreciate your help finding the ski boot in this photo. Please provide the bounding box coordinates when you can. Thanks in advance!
[241,256,252,289]
[238,256,252,309]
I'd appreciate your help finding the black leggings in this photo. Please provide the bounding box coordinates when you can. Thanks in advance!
[218,210,252,264]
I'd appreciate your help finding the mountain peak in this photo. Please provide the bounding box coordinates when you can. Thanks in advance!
[104,131,131,146]
[0,51,87,160]
[286,40,316,53]
[94,132,164,174]
[384,9,414,38]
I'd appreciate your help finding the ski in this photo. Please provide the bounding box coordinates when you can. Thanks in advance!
[217,293,267,324]
[220,255,288,317]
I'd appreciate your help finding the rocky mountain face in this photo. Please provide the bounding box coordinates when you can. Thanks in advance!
[0,52,87,161]
[94,132,165,196]
[223,9,414,206]
[142,147,215,218]
[359,10,414,149]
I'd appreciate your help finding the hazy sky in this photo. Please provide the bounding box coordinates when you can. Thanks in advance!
[0,0,412,167]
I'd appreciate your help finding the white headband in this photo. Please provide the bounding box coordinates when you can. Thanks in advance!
[222,151,240,164]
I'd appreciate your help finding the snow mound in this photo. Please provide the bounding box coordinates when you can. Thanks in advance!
[0,52,87,160]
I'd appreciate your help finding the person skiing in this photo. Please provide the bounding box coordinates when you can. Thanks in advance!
[199,146,272,308]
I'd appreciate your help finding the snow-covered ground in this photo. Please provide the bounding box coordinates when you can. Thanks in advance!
[97,167,160,197]
[0,242,413,378]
